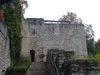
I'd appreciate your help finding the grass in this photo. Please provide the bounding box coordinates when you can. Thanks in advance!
[5,55,32,75]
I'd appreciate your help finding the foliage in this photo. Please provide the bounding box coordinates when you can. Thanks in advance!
[86,38,95,54]
[60,12,77,21]
[5,55,31,75]
[3,0,22,64]
[95,51,100,68]
[84,24,95,54]
[85,24,94,40]
[21,0,28,13]
[95,39,100,50]
[59,12,82,24]
[89,51,100,69]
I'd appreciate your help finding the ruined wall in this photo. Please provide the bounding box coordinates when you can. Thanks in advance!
[22,18,87,62]
[21,18,30,56]
[0,22,10,75]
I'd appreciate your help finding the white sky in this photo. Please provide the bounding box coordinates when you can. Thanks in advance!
[24,0,100,41]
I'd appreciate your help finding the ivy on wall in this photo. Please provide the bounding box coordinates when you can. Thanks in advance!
[4,0,22,65]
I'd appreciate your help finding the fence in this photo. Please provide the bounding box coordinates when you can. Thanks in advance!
[46,49,100,75]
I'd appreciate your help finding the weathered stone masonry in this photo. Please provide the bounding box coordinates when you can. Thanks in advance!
[22,18,87,62]
[0,22,10,74]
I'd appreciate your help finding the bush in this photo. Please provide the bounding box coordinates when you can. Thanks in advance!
[94,51,100,68]
[88,52,100,69]
[5,55,31,75]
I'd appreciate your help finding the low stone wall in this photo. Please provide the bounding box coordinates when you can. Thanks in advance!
[0,22,10,75]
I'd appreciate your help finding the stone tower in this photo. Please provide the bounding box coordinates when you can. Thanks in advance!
[21,18,87,62]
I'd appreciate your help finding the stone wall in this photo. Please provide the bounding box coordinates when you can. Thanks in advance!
[22,18,87,62]
[21,18,30,56]
[0,22,10,75]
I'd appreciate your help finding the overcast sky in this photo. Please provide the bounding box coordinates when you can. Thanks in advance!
[24,0,100,41]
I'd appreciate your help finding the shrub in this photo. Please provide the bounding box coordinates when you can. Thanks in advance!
[5,55,31,75]
[88,53,100,69]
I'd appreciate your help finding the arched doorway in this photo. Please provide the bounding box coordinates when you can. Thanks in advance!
[30,49,35,62]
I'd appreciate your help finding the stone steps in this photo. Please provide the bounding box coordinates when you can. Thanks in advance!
[26,62,51,75]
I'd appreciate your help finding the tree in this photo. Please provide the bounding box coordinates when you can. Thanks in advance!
[60,12,76,21]
[20,0,28,13]
[95,39,100,50]
[59,12,82,24]
[84,24,94,40]
[86,38,95,54]
[84,24,95,54]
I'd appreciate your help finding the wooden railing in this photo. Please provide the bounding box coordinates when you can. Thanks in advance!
[46,49,73,75]
[46,49,61,75]
[46,49,100,75]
